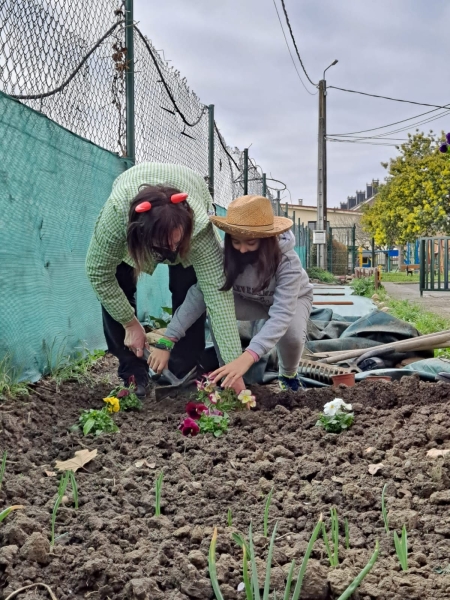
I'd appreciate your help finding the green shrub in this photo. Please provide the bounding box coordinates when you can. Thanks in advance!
[351,277,384,298]
[307,267,336,284]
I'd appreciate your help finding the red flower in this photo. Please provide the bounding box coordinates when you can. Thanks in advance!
[186,402,208,420]
[117,389,130,398]
[178,417,200,437]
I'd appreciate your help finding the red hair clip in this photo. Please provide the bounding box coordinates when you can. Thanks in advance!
[171,192,188,204]
[135,201,151,213]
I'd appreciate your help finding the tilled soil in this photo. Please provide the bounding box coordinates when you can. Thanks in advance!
[1,355,450,600]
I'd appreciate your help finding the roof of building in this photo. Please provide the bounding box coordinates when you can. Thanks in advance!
[284,203,362,215]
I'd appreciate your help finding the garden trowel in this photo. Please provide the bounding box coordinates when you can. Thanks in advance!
[143,348,197,400]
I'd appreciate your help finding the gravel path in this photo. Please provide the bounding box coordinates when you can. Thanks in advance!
[383,282,450,319]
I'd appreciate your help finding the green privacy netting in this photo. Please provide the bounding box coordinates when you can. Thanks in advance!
[0,92,171,381]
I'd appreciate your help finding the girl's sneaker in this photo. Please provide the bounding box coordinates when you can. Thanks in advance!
[278,373,303,391]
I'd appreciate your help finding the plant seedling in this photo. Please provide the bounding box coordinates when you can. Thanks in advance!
[0,450,7,491]
[394,525,408,571]
[69,472,78,509]
[154,472,163,516]
[211,516,323,600]
[336,541,380,600]
[0,505,24,524]
[51,472,70,547]
[78,408,119,436]
[322,508,339,567]
[264,487,274,537]
[50,470,78,545]
[227,508,232,527]
[211,514,379,599]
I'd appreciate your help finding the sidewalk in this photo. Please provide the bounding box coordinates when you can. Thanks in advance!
[383,282,450,319]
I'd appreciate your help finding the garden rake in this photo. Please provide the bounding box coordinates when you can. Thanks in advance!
[297,359,358,385]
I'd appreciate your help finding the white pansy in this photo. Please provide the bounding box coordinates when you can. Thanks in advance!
[323,397,352,416]
[323,398,342,416]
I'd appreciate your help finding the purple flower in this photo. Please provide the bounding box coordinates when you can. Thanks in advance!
[207,408,223,416]
[185,402,208,420]
[178,417,200,437]
[440,143,448,153]
[117,389,130,398]
[446,132,450,144]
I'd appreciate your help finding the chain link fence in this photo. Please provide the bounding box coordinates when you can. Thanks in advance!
[0,0,283,209]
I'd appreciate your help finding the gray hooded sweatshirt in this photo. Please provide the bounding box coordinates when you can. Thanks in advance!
[165,230,313,357]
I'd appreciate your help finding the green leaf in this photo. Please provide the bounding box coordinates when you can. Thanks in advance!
[83,418,95,436]
[208,528,225,600]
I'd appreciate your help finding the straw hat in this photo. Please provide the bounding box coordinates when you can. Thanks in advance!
[210,195,293,239]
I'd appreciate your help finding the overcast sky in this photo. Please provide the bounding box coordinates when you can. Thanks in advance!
[135,0,450,208]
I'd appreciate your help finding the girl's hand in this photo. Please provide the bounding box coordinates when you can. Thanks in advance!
[124,317,147,358]
[210,352,255,389]
[148,348,170,374]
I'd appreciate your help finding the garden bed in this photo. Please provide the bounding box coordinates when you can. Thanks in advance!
[1,355,450,600]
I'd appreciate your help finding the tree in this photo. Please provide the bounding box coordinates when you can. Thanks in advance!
[362,131,450,245]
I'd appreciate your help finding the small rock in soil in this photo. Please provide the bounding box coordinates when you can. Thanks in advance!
[0,544,18,565]
[125,577,165,600]
[19,532,50,565]
[388,508,419,529]
[180,577,214,599]
[187,549,207,569]
[298,559,329,600]
[174,525,191,538]
[190,525,204,544]
[430,490,450,504]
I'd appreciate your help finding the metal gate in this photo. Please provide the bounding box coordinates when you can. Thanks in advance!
[420,237,450,296]
[327,226,356,275]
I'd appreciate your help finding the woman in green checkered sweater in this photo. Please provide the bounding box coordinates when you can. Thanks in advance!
[86,163,243,397]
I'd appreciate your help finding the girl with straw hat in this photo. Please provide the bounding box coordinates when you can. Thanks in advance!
[149,194,313,391]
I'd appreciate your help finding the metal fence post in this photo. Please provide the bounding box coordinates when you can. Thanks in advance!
[208,104,215,199]
[419,239,425,296]
[352,225,356,272]
[125,0,135,165]
[328,227,333,272]
[262,173,267,197]
[243,148,249,195]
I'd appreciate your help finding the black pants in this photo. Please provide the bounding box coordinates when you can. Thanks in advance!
[101,262,206,382]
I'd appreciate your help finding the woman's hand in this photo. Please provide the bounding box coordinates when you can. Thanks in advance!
[210,352,255,389]
[148,348,170,374]
[124,317,147,358]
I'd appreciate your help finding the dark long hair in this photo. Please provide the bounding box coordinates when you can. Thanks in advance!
[127,184,194,274]
[220,234,282,292]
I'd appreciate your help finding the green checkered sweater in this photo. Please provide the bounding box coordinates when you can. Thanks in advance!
[86,162,242,363]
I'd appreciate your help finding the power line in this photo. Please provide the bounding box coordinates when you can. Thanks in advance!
[329,105,450,137]
[331,136,409,142]
[279,0,317,87]
[359,109,450,140]
[271,0,316,95]
[328,86,450,110]
[327,138,400,147]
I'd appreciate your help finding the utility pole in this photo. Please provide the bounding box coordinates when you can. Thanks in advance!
[316,60,338,269]
[317,79,327,269]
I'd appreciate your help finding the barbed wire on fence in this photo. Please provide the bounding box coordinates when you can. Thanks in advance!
[0,0,287,209]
